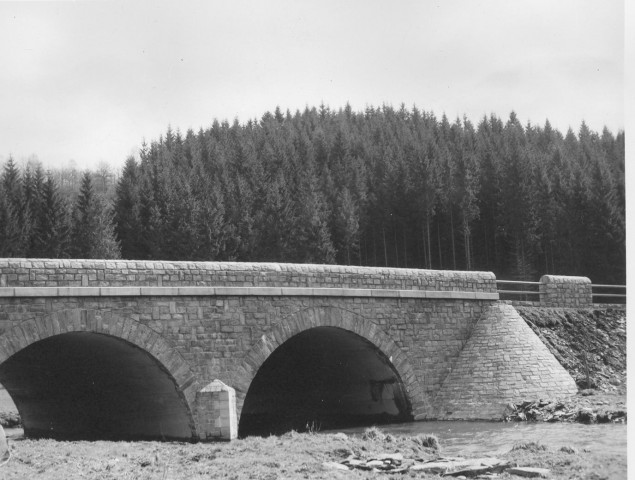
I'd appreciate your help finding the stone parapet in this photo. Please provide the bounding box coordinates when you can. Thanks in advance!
[0,259,497,293]
[539,275,592,308]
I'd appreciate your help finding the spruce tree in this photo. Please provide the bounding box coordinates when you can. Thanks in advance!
[114,157,143,259]
[33,175,70,258]
[71,172,121,259]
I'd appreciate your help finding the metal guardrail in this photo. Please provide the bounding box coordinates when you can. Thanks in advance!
[496,280,540,298]
[591,284,626,302]
[495,280,626,303]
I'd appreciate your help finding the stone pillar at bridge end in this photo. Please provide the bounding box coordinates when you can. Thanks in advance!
[539,275,592,307]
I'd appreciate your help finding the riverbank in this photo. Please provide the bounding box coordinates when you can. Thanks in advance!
[0,427,627,479]
[504,389,627,424]
[516,307,626,393]
[507,307,627,425]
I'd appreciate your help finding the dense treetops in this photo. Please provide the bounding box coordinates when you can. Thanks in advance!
[0,104,625,284]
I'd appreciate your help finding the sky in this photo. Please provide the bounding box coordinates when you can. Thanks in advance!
[0,0,625,171]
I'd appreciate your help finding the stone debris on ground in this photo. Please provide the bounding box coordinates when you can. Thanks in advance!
[506,467,551,478]
[504,398,626,424]
[323,452,546,477]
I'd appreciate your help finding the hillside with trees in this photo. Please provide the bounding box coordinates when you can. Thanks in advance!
[0,105,625,284]
[0,158,120,260]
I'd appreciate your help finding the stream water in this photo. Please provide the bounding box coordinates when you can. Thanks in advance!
[331,420,627,457]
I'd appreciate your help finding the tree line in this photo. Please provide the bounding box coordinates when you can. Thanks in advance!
[0,158,120,259]
[1,104,625,284]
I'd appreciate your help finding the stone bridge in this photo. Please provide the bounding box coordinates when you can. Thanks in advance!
[0,260,579,441]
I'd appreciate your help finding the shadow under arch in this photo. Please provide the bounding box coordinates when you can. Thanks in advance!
[0,309,199,441]
[236,306,425,436]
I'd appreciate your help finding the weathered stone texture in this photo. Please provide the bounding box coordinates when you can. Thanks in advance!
[0,259,497,292]
[0,260,586,438]
[431,303,578,420]
[0,295,493,420]
[539,275,592,308]
[195,380,237,440]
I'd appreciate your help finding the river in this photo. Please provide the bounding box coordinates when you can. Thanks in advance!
[331,420,627,457]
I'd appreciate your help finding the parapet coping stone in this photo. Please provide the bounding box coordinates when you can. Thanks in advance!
[540,275,591,284]
[0,286,500,301]
[0,258,497,278]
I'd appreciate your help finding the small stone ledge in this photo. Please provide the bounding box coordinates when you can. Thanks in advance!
[0,286,499,301]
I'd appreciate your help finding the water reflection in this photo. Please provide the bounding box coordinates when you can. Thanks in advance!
[331,421,627,457]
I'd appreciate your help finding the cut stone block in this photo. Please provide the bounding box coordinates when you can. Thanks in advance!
[195,380,237,441]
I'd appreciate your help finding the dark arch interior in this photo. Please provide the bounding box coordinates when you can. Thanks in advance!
[239,326,411,437]
[0,332,194,441]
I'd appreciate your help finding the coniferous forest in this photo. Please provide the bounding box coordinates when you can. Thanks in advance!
[0,105,625,284]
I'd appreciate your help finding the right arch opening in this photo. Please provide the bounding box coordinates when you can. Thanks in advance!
[239,326,412,437]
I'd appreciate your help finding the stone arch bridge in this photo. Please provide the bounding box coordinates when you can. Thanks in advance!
[0,260,578,440]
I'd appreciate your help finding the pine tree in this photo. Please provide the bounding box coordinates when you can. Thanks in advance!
[334,187,359,265]
[71,172,121,259]
[71,172,96,258]
[0,182,21,256]
[1,158,25,256]
[114,157,143,259]
[33,175,70,258]
[90,196,121,259]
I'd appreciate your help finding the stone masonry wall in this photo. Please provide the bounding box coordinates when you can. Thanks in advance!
[0,259,497,292]
[195,380,237,441]
[432,303,578,420]
[539,275,592,308]
[0,294,494,419]
[0,260,587,431]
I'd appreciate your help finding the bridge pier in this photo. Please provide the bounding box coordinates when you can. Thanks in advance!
[194,380,237,441]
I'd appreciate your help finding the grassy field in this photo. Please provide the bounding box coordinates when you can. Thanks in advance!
[0,427,626,480]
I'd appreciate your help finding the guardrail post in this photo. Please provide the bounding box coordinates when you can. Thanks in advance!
[539,275,592,307]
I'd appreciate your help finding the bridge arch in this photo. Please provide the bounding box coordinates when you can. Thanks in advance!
[236,306,424,435]
[0,309,199,440]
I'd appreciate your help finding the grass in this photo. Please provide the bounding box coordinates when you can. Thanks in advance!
[0,427,626,479]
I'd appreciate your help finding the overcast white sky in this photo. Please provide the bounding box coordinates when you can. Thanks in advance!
[0,0,625,170]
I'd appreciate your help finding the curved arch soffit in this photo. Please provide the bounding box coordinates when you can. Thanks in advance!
[237,306,424,415]
[0,309,200,407]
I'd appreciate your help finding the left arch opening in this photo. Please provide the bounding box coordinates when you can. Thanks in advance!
[239,326,412,437]
[0,332,194,441]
